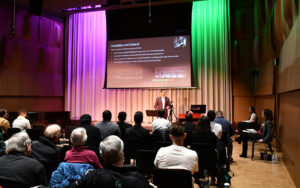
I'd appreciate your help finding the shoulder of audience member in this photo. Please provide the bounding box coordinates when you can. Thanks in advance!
[265,120,273,127]
[23,155,46,168]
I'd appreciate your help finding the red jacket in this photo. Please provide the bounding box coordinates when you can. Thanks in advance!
[154,96,171,110]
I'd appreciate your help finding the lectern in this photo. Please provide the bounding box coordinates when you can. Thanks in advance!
[146,110,158,122]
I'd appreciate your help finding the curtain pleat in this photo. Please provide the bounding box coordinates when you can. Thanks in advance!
[65,0,232,122]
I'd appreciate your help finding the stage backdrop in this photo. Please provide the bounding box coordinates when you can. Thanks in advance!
[65,0,232,122]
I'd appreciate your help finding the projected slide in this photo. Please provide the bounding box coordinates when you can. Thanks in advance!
[106,36,192,88]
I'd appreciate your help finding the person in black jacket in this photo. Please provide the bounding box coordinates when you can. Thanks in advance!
[183,112,196,132]
[117,112,132,141]
[79,114,102,154]
[30,124,61,180]
[67,135,152,188]
[240,109,273,158]
[124,111,152,163]
[0,132,47,187]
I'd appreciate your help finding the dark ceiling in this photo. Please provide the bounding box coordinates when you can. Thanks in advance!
[0,0,197,18]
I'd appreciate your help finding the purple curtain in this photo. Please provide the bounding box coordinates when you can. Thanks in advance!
[65,11,107,120]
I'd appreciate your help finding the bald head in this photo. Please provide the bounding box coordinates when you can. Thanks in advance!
[44,124,61,142]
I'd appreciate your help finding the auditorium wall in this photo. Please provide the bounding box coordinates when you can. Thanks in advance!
[231,1,257,123]
[0,5,64,112]
[278,15,300,188]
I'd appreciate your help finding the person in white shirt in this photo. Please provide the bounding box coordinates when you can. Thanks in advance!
[154,122,198,174]
[152,109,170,133]
[207,110,222,139]
[236,106,259,143]
[12,109,31,131]
[244,106,257,123]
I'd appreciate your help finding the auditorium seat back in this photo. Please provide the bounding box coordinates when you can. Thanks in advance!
[153,168,193,188]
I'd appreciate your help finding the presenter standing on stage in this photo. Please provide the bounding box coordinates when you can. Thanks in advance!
[154,89,171,119]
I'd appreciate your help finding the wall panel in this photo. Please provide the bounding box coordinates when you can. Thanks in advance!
[0,5,64,112]
[278,90,300,188]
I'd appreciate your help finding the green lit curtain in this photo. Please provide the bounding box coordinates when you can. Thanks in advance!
[192,0,231,119]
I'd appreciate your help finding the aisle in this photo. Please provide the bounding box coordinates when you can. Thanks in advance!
[229,141,295,188]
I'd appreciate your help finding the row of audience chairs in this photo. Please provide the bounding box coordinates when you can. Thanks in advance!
[134,142,219,188]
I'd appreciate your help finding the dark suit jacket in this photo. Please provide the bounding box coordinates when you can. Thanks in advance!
[30,136,61,180]
[117,121,132,141]
[124,124,152,150]
[79,124,102,153]
[0,152,48,187]
[154,96,171,110]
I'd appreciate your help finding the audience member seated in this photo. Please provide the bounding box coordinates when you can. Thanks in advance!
[30,124,62,180]
[65,127,102,169]
[237,106,258,135]
[79,114,101,153]
[95,110,121,140]
[191,116,218,145]
[152,109,170,133]
[67,135,153,188]
[117,111,132,141]
[154,122,198,175]
[124,111,152,163]
[214,111,234,162]
[183,112,196,146]
[12,109,31,131]
[207,110,222,139]
[183,112,196,132]
[0,108,10,134]
[151,109,171,142]
[239,109,273,158]
[0,132,5,156]
[191,116,219,184]
[0,132,47,187]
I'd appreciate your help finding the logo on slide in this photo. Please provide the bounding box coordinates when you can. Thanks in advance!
[174,36,187,48]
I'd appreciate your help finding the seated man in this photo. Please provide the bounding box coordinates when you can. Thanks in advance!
[30,124,62,180]
[12,109,31,131]
[0,108,10,134]
[154,122,198,175]
[183,113,196,146]
[79,114,102,153]
[95,110,121,140]
[0,132,47,187]
[152,109,170,133]
[124,111,152,163]
[207,110,222,139]
[182,113,196,132]
[67,135,153,188]
[117,112,132,141]
[214,111,234,162]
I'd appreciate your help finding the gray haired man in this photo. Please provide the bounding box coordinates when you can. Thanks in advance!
[0,132,47,187]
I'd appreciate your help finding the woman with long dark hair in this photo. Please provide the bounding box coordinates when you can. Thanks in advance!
[191,116,218,144]
[239,109,273,158]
